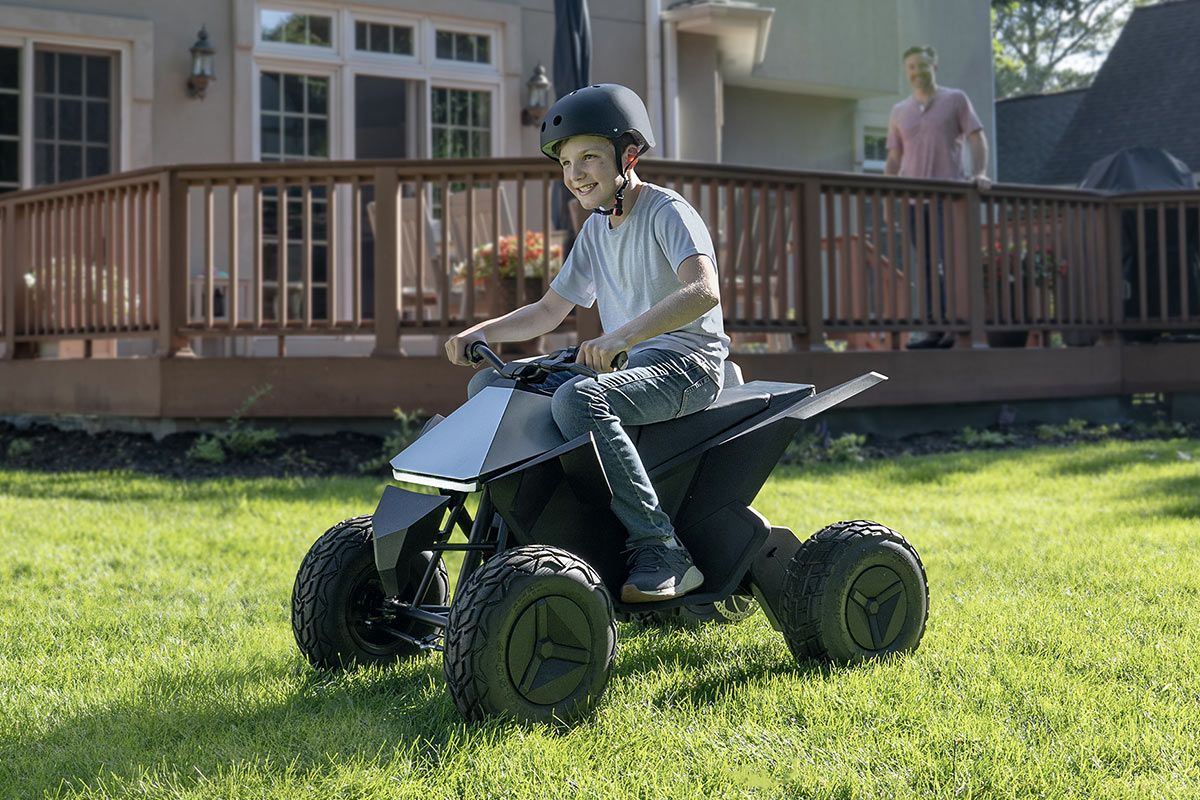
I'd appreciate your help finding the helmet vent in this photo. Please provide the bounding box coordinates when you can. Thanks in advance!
[553,115,562,126]
[540,121,546,132]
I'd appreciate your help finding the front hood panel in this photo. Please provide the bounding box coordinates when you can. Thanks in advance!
[390,385,565,482]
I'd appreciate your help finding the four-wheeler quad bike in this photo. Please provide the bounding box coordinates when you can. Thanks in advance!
[292,344,928,725]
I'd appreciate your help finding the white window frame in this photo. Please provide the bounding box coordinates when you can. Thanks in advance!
[429,22,498,74]
[349,11,422,66]
[250,4,505,161]
[857,121,889,175]
[0,31,130,191]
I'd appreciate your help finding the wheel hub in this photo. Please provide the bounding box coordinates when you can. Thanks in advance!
[846,566,907,651]
[507,596,593,706]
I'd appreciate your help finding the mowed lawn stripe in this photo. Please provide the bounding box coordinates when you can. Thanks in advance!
[1,438,1198,799]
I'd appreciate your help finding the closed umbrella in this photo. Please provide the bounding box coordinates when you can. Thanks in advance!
[552,0,592,243]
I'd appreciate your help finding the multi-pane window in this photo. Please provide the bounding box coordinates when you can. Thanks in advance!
[355,22,414,56]
[435,30,490,64]
[260,70,330,321]
[33,50,115,185]
[862,127,888,173]
[260,72,329,161]
[260,11,333,47]
[0,47,19,193]
[432,87,491,160]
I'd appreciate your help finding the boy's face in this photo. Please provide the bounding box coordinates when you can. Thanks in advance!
[557,135,625,211]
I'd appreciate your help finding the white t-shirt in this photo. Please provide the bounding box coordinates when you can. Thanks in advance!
[550,182,729,381]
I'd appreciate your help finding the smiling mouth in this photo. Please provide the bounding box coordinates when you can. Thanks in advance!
[574,182,598,197]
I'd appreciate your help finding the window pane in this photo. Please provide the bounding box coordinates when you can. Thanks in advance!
[283,75,304,113]
[355,22,368,51]
[60,145,82,182]
[0,95,17,137]
[431,88,447,124]
[472,130,489,157]
[0,47,18,90]
[35,51,54,93]
[370,24,389,53]
[307,77,327,115]
[308,118,328,158]
[284,117,304,156]
[476,36,490,64]
[436,31,453,60]
[308,16,332,46]
[35,143,54,184]
[86,101,110,144]
[261,11,289,42]
[59,53,83,95]
[35,97,54,138]
[260,72,280,111]
[0,140,17,183]
[454,34,470,62]
[59,99,83,141]
[394,26,414,55]
[261,113,280,155]
[86,56,110,99]
[86,146,109,177]
[475,93,490,128]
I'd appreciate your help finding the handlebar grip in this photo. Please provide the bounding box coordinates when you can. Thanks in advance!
[465,341,486,363]
[611,351,628,370]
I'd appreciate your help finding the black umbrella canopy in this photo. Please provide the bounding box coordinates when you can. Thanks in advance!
[551,0,592,235]
[553,0,591,99]
[1079,146,1197,192]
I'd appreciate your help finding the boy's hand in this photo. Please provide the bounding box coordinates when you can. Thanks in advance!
[577,333,630,373]
[445,331,487,367]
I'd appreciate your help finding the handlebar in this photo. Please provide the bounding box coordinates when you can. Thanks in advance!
[464,342,627,380]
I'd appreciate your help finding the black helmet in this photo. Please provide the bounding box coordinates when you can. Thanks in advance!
[540,83,656,160]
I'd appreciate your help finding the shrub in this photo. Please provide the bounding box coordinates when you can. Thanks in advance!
[360,408,428,474]
[956,426,1016,448]
[186,385,277,464]
[187,435,227,464]
[782,428,866,464]
[5,439,34,460]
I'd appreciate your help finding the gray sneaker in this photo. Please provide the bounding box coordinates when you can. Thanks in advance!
[621,542,704,603]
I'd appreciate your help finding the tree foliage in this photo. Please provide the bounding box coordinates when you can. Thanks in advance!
[992,0,1144,99]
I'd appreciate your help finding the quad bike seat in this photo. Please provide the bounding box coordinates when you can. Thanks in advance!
[630,380,814,469]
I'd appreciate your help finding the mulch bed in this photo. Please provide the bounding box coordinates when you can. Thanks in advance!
[1,418,1194,479]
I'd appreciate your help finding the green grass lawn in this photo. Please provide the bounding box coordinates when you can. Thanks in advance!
[2,439,1199,799]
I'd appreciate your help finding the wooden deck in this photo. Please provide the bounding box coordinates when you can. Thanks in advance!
[1,159,1197,418]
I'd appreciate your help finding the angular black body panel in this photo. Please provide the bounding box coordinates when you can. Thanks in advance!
[372,486,451,595]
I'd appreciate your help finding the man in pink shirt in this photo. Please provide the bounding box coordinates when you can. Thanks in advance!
[885,45,990,348]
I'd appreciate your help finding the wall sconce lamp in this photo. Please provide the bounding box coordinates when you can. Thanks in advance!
[521,63,552,126]
[188,26,216,100]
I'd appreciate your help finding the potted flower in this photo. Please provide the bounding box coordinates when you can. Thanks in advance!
[461,231,564,315]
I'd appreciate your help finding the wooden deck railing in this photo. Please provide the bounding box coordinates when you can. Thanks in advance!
[2,158,1199,359]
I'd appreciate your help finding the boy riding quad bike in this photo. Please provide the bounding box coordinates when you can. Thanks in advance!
[291,85,928,724]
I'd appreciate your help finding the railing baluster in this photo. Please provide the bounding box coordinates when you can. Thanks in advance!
[325,177,336,329]
[1135,202,1148,323]
[302,178,313,329]
[1157,201,1169,322]
[228,180,239,331]
[350,178,360,329]
[773,183,785,325]
[1180,200,1190,322]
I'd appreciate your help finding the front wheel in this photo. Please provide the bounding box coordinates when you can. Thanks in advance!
[443,545,616,725]
[292,515,448,670]
[779,520,928,664]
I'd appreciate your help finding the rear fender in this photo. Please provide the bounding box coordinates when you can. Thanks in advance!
[372,486,452,596]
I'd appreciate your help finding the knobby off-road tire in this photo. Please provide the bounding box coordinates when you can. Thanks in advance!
[780,520,928,665]
[292,515,449,670]
[621,594,758,627]
[443,545,617,725]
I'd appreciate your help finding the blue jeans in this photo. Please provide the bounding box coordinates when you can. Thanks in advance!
[467,349,721,547]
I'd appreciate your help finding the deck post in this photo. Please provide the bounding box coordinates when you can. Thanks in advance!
[964,189,988,348]
[2,201,14,359]
[372,166,402,357]
[158,169,194,357]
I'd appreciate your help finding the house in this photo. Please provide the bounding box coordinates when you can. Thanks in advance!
[995,0,1200,186]
[0,0,994,188]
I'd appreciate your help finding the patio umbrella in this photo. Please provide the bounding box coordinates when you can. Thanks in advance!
[551,0,592,243]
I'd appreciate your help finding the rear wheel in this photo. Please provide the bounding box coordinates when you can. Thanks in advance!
[443,545,616,725]
[779,520,928,664]
[292,515,449,670]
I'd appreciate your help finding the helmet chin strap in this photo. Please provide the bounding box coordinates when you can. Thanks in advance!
[592,154,640,218]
